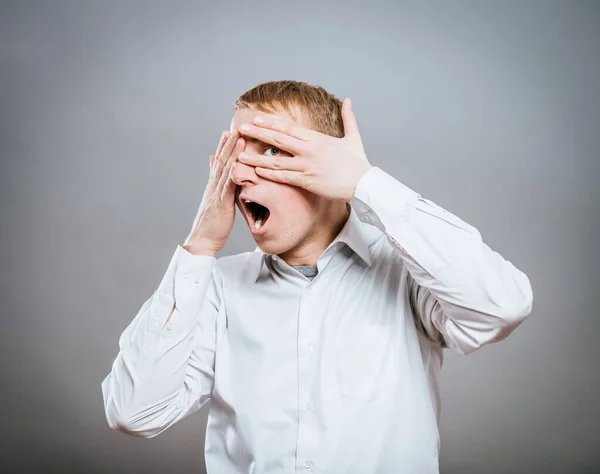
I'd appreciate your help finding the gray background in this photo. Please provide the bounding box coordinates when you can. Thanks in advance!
[1,1,598,473]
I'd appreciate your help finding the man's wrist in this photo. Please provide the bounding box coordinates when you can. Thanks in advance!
[182,242,218,257]
[348,163,375,201]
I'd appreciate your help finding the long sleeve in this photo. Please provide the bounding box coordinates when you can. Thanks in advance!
[101,245,220,437]
[350,166,533,355]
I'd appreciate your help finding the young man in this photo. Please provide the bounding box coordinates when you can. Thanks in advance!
[102,80,533,473]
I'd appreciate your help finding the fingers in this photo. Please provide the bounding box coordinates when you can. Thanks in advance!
[215,130,229,157]
[237,151,306,172]
[251,115,315,141]
[209,130,229,179]
[254,167,307,188]
[238,123,305,155]
[218,137,245,202]
[341,97,360,137]
[221,167,238,204]
[216,130,240,168]
[212,130,240,182]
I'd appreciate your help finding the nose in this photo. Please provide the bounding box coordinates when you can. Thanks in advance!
[231,160,259,186]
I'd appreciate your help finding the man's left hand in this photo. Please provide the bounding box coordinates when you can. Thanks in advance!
[237,98,373,202]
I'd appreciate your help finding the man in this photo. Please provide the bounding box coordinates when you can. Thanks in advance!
[102,80,533,473]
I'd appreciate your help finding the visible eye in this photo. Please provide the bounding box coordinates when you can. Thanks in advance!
[264,146,281,157]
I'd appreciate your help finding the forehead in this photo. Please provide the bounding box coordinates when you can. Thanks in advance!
[229,106,304,132]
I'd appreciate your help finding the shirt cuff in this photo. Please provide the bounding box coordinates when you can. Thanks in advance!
[157,245,215,299]
[173,245,216,304]
[350,166,420,232]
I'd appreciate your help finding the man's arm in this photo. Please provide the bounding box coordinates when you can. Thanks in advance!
[101,245,219,438]
[351,166,533,355]
[102,128,247,437]
[233,99,532,355]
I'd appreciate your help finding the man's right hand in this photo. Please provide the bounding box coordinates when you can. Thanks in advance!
[183,130,246,256]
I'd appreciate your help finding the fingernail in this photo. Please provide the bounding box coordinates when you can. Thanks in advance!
[240,123,251,132]
[254,116,264,124]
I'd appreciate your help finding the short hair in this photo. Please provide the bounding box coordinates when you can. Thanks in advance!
[234,80,345,138]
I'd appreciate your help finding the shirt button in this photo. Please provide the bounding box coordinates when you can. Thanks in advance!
[363,214,371,222]
[193,276,201,283]
[305,345,313,353]
[303,460,312,469]
[164,322,173,332]
[391,237,404,250]
[306,402,313,411]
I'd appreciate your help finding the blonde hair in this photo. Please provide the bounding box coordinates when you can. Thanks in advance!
[234,80,345,138]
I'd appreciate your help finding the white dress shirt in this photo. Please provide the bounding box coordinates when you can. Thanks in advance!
[102,166,533,474]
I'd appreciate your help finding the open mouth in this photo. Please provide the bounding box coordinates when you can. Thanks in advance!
[243,199,271,230]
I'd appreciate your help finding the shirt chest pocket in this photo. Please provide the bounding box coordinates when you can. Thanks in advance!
[336,324,400,402]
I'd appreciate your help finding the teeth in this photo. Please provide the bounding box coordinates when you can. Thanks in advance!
[245,200,252,204]
[254,219,263,229]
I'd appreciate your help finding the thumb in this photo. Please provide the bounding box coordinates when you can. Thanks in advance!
[341,97,360,138]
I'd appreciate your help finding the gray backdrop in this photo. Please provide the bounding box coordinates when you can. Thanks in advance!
[1,1,598,473]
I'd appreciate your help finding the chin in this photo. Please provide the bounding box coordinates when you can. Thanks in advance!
[254,239,292,257]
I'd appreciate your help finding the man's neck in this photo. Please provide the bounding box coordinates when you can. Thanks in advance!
[278,203,350,266]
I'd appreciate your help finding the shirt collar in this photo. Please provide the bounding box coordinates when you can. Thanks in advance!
[253,203,381,282]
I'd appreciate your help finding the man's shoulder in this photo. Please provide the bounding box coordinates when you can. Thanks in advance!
[216,250,261,266]
[214,249,262,281]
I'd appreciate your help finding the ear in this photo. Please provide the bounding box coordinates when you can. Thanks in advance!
[341,97,360,137]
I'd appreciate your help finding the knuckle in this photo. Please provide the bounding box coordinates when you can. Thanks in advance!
[273,157,282,169]
[273,134,285,147]
[301,172,311,186]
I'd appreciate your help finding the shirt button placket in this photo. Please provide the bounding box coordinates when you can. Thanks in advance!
[298,285,316,472]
